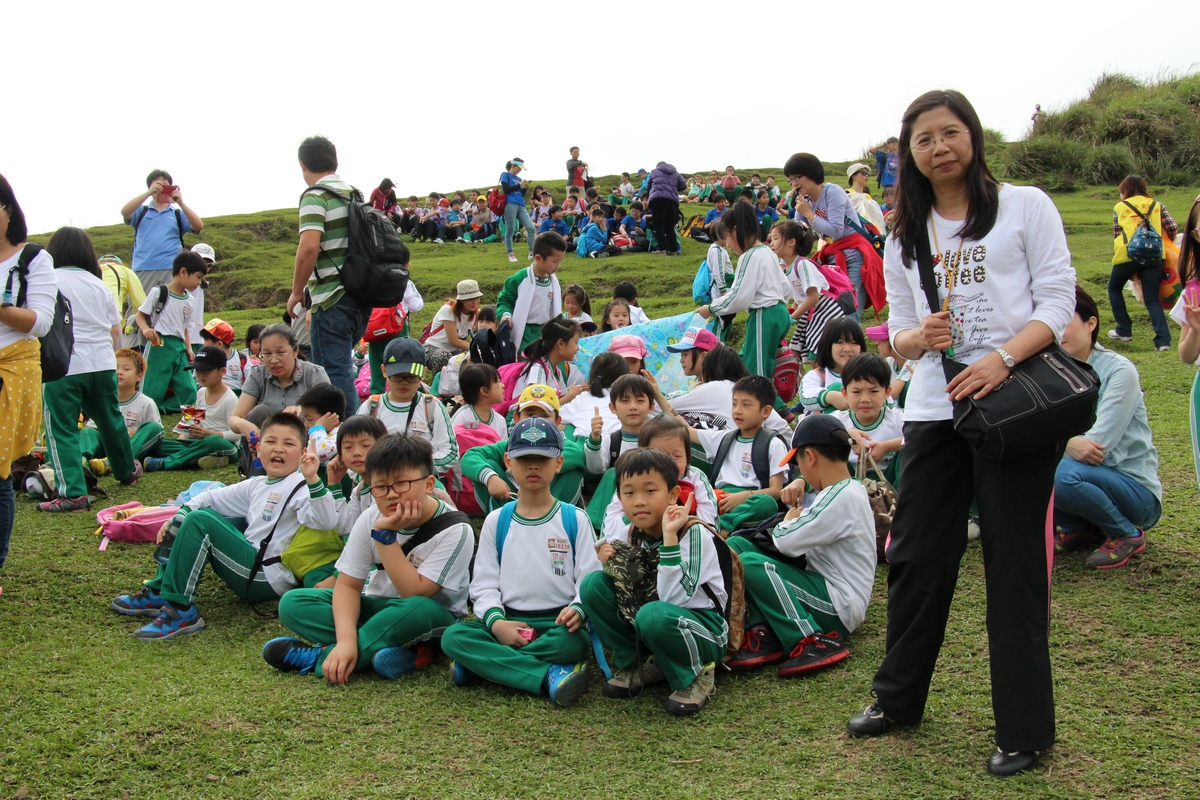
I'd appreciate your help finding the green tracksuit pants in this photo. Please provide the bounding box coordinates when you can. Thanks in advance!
[43,371,136,497]
[278,589,455,677]
[142,335,197,413]
[727,538,849,648]
[578,571,726,691]
[153,435,239,470]
[79,420,164,461]
[440,611,590,695]
[145,509,279,607]
[518,323,544,358]
[715,488,779,535]
[740,303,792,412]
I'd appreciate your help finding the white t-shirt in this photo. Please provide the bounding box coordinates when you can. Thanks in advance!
[0,247,57,350]
[335,501,475,617]
[560,388,622,439]
[511,358,584,399]
[884,184,1076,421]
[137,286,199,340]
[118,392,161,430]
[834,406,905,472]
[55,268,118,375]
[358,393,458,472]
[426,303,472,352]
[628,305,650,325]
[784,256,829,307]
[451,403,508,440]
[175,385,239,442]
[696,428,788,490]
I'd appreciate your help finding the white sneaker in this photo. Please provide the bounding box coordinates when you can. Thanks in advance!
[1156,345,1171,352]
[1107,330,1132,342]
[507,253,518,263]
[433,238,444,245]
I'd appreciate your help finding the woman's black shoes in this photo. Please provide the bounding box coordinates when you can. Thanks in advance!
[847,701,893,737]
[987,748,1040,777]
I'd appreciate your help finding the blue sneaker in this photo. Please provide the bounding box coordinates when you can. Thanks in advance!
[133,604,204,640]
[372,643,433,680]
[544,663,588,707]
[111,587,166,617]
[449,659,477,687]
[142,457,166,474]
[262,637,321,675]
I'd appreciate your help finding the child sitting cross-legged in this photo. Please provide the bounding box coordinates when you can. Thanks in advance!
[265,434,476,682]
[832,353,904,481]
[441,418,603,707]
[580,449,729,716]
[143,345,241,473]
[82,348,164,476]
[725,414,876,677]
[450,363,508,440]
[688,375,788,536]
[110,413,338,639]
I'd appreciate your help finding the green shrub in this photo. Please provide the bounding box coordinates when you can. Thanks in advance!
[1087,72,1143,106]
[1005,136,1089,180]
[1087,144,1137,184]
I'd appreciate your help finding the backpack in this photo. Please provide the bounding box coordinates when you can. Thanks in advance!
[812,260,857,315]
[354,362,372,401]
[1122,200,1164,267]
[363,304,406,343]
[445,420,503,515]
[493,361,532,417]
[730,512,809,571]
[299,184,411,308]
[607,533,661,626]
[495,318,517,365]
[94,502,178,545]
[439,352,470,398]
[692,258,713,305]
[420,301,454,345]
[708,428,774,490]
[6,244,75,383]
[131,205,185,250]
[681,214,710,243]
[366,393,436,435]
[487,186,508,217]
[470,327,500,367]
[495,500,578,562]
[685,517,746,662]
[773,343,801,403]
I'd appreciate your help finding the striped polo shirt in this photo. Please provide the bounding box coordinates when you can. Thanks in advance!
[298,175,353,310]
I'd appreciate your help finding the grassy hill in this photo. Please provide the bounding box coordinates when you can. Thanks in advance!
[9,169,1200,798]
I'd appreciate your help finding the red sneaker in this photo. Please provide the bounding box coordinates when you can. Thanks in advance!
[777,631,849,677]
[726,624,784,671]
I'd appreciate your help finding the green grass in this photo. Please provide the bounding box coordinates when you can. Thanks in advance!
[7,175,1200,799]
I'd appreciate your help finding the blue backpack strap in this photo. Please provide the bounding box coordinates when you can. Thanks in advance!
[495,500,517,564]
[560,501,577,549]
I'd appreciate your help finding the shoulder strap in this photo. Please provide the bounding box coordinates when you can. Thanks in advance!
[709,430,738,482]
[402,392,424,435]
[609,429,623,466]
[1122,199,1154,226]
[7,244,43,308]
[368,396,381,418]
[174,209,185,248]
[131,206,148,238]
[151,284,169,322]
[400,509,471,556]
[246,480,307,588]
[751,428,772,490]
[495,501,518,563]
[915,225,943,324]
[560,502,578,550]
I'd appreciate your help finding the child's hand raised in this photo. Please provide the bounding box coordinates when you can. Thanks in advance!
[590,406,604,441]
[325,455,348,487]
[314,412,340,431]
[661,504,689,539]
[299,439,320,483]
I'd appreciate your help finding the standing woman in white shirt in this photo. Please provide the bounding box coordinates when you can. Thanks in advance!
[0,177,58,593]
[39,227,143,513]
[845,91,1076,778]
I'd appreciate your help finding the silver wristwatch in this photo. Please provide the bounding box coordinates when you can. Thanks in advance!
[995,348,1016,368]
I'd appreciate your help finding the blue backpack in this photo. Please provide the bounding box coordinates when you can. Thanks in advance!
[495,500,577,562]
[1122,200,1164,267]
[692,258,713,305]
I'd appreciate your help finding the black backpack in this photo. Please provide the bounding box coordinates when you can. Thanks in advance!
[6,244,74,383]
[495,318,517,366]
[470,327,500,367]
[299,184,410,308]
[708,428,773,490]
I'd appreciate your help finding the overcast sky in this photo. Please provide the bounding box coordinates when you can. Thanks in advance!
[7,1,1199,235]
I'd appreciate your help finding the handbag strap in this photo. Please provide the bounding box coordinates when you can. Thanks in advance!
[915,225,960,372]
[856,449,897,496]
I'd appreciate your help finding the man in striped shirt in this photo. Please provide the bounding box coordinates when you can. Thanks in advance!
[288,135,370,406]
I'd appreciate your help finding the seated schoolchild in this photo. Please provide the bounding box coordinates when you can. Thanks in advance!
[580,449,728,715]
[296,383,348,466]
[831,353,904,480]
[82,348,165,475]
[865,322,915,405]
[441,418,602,707]
[438,198,469,243]
[599,415,719,541]
[726,414,876,677]
[688,375,787,535]
[110,413,338,639]
[358,337,457,474]
[144,346,241,473]
[450,363,508,439]
[460,385,590,513]
[197,318,247,393]
[538,205,573,242]
[265,434,475,682]
[798,318,867,415]
[577,208,622,259]
[325,414,389,540]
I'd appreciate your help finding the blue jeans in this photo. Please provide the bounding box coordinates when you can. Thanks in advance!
[310,292,370,407]
[504,203,536,257]
[1108,260,1171,348]
[844,247,865,322]
[0,476,12,572]
[1054,458,1161,539]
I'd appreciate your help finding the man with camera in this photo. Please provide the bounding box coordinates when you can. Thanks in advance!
[120,169,205,291]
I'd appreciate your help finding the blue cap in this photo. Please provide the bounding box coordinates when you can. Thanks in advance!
[507,417,563,458]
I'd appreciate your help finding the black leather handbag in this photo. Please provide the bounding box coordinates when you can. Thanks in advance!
[915,227,1099,461]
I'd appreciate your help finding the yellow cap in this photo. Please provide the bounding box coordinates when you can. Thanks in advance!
[516,384,560,413]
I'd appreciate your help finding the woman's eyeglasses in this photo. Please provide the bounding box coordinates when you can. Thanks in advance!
[912,130,965,153]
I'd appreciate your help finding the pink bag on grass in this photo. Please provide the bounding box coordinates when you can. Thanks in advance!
[94,502,178,549]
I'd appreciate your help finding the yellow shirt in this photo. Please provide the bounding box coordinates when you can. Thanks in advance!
[100,262,146,331]
[1112,195,1163,266]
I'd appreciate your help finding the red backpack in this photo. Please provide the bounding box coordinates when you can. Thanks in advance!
[773,341,801,403]
[487,187,507,217]
[364,304,406,343]
[444,420,503,515]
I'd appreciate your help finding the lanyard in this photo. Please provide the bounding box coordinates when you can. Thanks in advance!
[929,217,965,358]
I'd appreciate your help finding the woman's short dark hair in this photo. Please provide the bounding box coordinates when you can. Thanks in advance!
[699,343,750,383]
[1119,175,1149,199]
[782,153,825,184]
[0,174,28,245]
[1074,284,1101,347]
[723,202,760,251]
[815,318,867,372]
[46,227,101,279]
[891,90,1000,265]
[258,323,299,350]
[298,136,338,173]
[587,352,629,397]
[336,414,388,454]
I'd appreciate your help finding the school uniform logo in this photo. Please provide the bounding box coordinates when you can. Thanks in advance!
[739,451,754,479]
[263,491,281,521]
[547,537,570,576]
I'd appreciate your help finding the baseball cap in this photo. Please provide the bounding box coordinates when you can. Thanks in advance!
[511,157,526,168]
[780,415,855,465]
[186,345,228,372]
[865,322,889,342]
[846,163,871,177]
[200,318,236,346]
[383,337,427,377]
[477,195,487,202]
[456,279,483,301]
[438,197,450,207]
[507,417,563,459]
[516,384,560,415]
[580,320,599,334]
[191,243,216,263]
[98,254,123,265]
[667,326,718,353]
[608,334,647,361]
